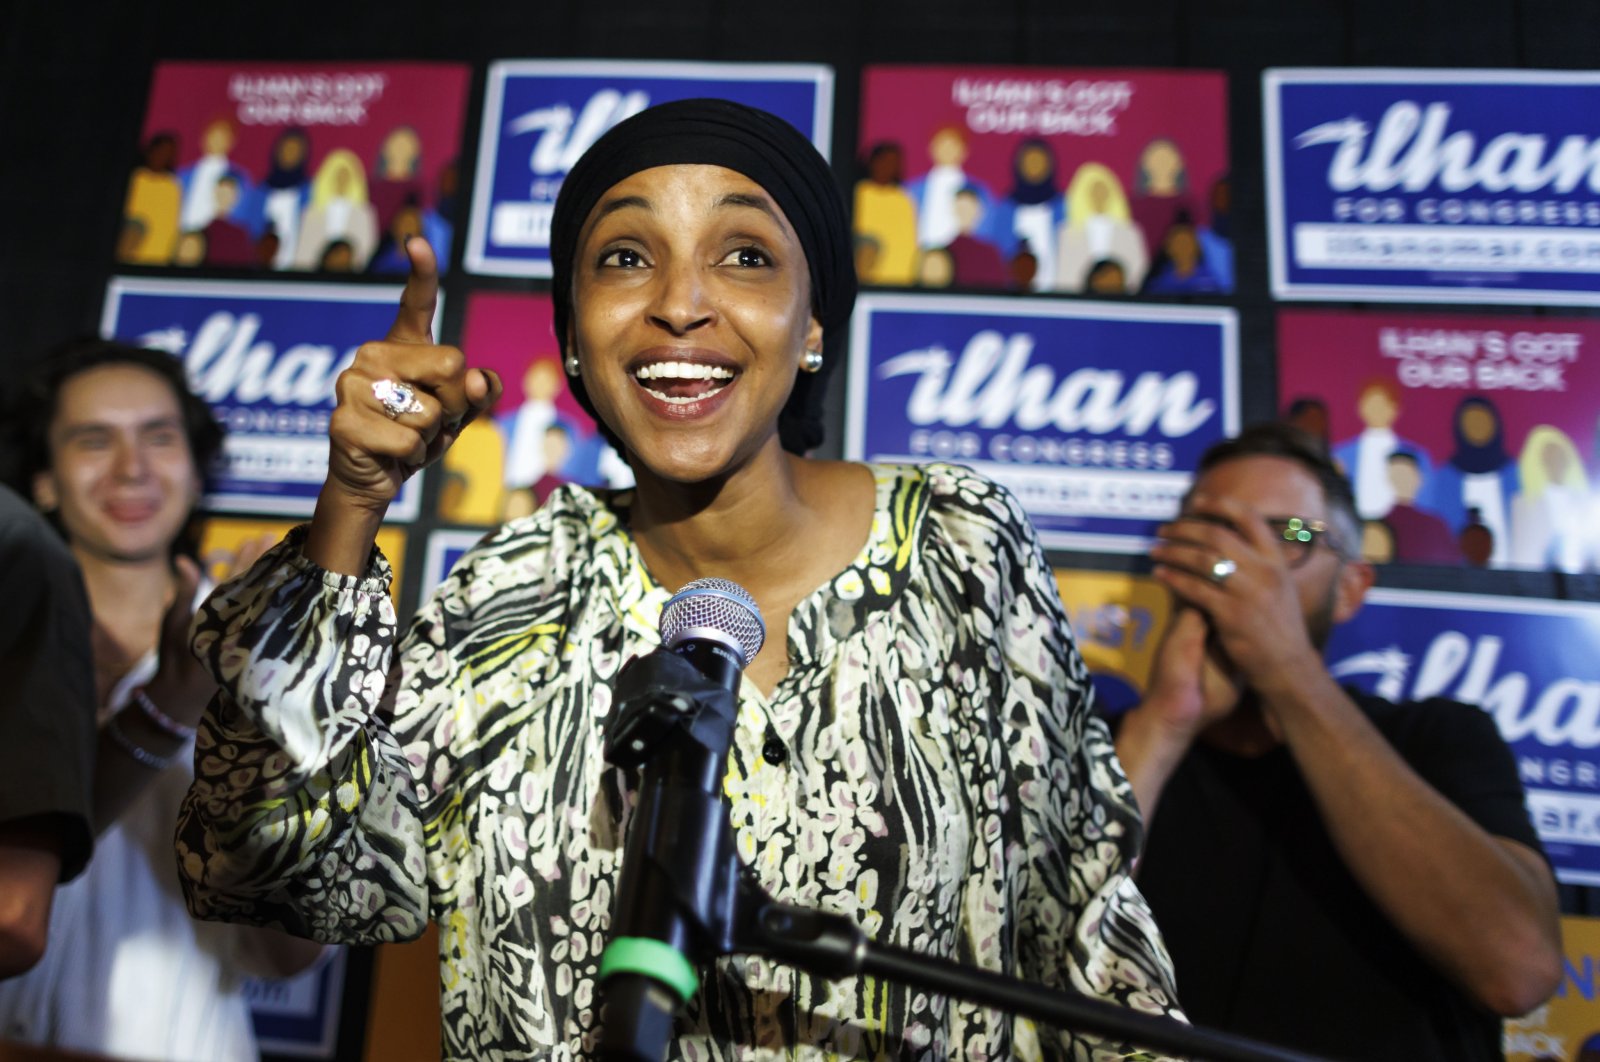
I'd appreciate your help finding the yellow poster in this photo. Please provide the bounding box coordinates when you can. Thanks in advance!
[199,517,408,604]
[1505,915,1600,1060]
[1053,568,1172,713]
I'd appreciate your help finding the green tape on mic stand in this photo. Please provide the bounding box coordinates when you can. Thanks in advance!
[599,937,700,1003]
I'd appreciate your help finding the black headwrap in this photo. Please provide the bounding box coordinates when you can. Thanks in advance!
[549,97,856,456]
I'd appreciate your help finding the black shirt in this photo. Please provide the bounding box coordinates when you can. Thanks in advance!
[0,485,95,880]
[1133,691,1544,1062]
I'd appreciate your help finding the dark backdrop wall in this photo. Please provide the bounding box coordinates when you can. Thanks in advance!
[2,0,1596,938]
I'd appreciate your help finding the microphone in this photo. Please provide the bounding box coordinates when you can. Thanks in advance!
[597,579,765,1061]
[658,578,765,694]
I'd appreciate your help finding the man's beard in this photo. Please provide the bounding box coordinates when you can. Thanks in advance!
[1305,566,1342,653]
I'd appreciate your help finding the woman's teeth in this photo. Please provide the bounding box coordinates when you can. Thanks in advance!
[634,361,734,404]
[634,361,734,381]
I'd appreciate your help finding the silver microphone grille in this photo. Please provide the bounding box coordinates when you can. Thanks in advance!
[659,578,766,667]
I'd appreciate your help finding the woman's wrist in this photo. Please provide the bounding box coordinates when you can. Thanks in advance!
[305,483,386,576]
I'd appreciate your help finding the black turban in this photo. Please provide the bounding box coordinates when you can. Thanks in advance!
[548,97,856,456]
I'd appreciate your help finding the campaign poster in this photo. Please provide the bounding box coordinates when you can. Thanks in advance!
[419,528,489,609]
[855,66,1230,296]
[1324,587,1600,885]
[120,61,471,275]
[1505,915,1600,1061]
[1278,308,1600,572]
[103,278,435,520]
[440,292,632,526]
[199,517,407,602]
[244,947,348,1058]
[466,60,834,277]
[1053,569,1173,716]
[1265,69,1600,305]
[847,293,1239,552]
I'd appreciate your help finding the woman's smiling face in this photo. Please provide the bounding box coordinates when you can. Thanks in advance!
[567,164,822,486]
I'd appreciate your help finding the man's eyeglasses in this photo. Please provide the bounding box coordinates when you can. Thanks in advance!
[1267,516,1346,568]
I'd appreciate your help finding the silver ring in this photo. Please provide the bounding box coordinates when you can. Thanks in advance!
[372,378,424,418]
[1209,557,1237,584]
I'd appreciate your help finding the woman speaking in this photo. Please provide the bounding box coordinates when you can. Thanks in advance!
[176,98,1182,1058]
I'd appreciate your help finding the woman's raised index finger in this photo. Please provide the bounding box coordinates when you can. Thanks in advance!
[387,236,438,343]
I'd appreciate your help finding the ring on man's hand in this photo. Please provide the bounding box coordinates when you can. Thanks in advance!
[1209,557,1237,584]
[372,378,425,418]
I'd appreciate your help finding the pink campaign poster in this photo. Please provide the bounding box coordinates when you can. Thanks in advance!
[439,292,631,526]
[1278,309,1600,572]
[120,61,470,276]
[855,66,1230,297]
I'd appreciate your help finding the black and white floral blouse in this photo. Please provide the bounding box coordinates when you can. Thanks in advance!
[176,462,1182,1060]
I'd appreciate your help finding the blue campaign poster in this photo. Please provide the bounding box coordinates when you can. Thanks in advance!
[102,278,436,520]
[1265,69,1600,306]
[465,60,834,277]
[846,292,1238,552]
[244,947,347,1058]
[1326,587,1600,885]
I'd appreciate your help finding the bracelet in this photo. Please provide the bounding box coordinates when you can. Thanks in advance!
[131,687,197,741]
[106,713,175,771]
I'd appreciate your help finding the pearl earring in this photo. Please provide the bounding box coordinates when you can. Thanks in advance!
[800,349,823,374]
[564,354,580,376]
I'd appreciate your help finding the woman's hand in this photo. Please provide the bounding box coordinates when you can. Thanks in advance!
[326,237,500,512]
[308,238,502,573]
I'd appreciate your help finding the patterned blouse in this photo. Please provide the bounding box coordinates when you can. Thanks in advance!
[176,462,1182,1060]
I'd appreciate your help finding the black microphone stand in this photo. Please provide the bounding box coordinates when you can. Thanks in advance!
[598,662,1328,1062]
[723,878,1326,1062]
[597,644,745,1062]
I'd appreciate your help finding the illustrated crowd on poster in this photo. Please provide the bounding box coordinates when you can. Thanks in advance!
[437,291,632,527]
[118,62,470,276]
[1279,310,1600,573]
[854,67,1232,296]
